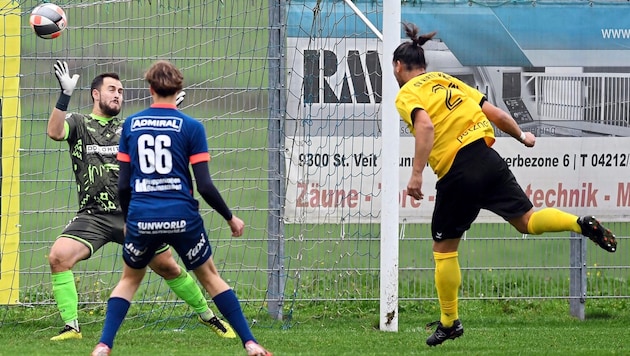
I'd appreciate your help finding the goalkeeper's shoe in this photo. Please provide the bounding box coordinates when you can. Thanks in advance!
[91,342,111,356]
[245,341,273,356]
[425,319,464,346]
[198,315,236,338]
[578,216,617,253]
[50,325,82,341]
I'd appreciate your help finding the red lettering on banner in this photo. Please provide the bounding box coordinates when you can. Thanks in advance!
[296,182,423,209]
[296,182,359,208]
[617,183,630,207]
[399,189,421,208]
[524,182,598,207]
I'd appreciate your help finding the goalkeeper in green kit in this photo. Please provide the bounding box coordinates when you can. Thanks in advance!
[46,60,235,341]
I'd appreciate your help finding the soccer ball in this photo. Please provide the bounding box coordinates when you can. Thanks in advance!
[29,3,67,39]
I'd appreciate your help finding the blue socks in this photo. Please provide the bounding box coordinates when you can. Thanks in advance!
[213,289,255,346]
[99,291,253,349]
[99,297,131,349]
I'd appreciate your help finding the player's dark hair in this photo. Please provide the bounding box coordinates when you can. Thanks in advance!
[90,72,120,102]
[144,60,183,97]
[393,23,436,71]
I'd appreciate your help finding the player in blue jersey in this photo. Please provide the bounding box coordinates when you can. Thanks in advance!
[91,60,272,356]
[48,61,234,342]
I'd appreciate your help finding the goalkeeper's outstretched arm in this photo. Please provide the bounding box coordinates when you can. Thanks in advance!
[47,60,79,141]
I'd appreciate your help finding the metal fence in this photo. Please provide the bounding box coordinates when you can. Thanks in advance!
[524,72,630,135]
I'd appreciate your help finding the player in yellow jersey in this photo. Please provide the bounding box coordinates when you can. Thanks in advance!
[392,23,617,347]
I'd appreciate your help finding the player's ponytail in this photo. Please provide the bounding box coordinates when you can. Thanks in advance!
[393,22,437,70]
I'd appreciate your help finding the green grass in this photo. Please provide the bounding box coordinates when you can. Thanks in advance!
[1,299,629,355]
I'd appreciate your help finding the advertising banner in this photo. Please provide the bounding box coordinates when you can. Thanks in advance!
[285,137,630,223]
[285,1,630,224]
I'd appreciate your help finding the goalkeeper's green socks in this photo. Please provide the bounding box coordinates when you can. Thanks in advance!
[198,309,215,322]
[165,269,215,320]
[527,208,580,235]
[433,251,461,328]
[51,270,80,330]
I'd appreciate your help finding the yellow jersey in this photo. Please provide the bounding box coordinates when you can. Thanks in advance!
[395,72,495,179]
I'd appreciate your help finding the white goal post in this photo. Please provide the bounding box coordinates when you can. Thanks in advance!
[378,2,401,332]
[344,0,402,332]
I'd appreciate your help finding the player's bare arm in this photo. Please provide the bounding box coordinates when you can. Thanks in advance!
[47,109,67,141]
[482,101,535,147]
[407,109,433,201]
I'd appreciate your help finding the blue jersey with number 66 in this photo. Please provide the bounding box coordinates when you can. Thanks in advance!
[117,103,210,227]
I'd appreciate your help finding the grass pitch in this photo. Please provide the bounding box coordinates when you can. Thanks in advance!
[0,299,628,355]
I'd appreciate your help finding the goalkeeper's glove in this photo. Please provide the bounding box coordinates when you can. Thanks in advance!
[54,60,79,96]
[176,90,186,107]
[53,60,80,111]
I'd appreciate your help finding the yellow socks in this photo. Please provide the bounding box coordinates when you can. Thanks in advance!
[527,208,580,235]
[433,251,460,327]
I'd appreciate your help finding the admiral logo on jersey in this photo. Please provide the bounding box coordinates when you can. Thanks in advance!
[130,116,183,132]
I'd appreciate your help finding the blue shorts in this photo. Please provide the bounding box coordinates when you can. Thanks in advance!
[122,216,212,270]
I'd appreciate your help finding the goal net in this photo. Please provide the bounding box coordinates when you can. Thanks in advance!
[1,0,282,331]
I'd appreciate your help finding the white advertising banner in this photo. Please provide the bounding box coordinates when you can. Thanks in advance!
[285,137,630,224]
[285,5,630,224]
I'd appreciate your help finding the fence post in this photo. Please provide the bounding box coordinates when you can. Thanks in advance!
[266,0,287,320]
[569,232,586,320]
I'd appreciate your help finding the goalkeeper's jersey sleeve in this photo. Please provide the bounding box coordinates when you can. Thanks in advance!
[65,112,123,214]
[117,104,210,223]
